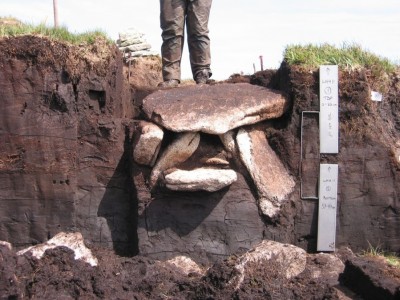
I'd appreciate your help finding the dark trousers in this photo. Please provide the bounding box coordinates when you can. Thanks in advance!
[160,0,212,81]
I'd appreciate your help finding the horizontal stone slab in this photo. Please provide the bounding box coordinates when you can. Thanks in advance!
[119,43,151,52]
[164,168,237,192]
[142,83,289,134]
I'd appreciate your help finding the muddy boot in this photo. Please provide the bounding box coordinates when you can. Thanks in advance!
[158,79,180,88]
[195,69,211,84]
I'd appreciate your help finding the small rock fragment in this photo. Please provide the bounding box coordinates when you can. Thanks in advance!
[17,232,98,267]
[230,240,307,290]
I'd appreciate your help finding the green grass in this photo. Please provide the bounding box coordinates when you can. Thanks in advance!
[363,241,385,257]
[284,43,397,74]
[0,17,112,45]
[362,241,400,268]
[385,255,400,268]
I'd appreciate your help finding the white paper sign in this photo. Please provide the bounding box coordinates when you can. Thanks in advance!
[320,65,339,153]
[317,164,339,252]
[370,91,383,102]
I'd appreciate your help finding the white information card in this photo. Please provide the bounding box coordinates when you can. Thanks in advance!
[320,65,339,153]
[317,164,339,252]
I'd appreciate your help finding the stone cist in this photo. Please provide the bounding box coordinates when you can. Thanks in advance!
[158,0,213,88]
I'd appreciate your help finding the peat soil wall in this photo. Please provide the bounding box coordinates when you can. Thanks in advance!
[0,35,138,255]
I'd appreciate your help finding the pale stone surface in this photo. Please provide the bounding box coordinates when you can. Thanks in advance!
[17,232,98,267]
[231,240,307,290]
[117,28,154,58]
[237,127,295,217]
[201,157,229,166]
[127,50,158,58]
[142,83,289,134]
[219,130,237,155]
[164,168,237,192]
[133,121,164,166]
[163,256,206,276]
[119,37,145,47]
[0,241,12,250]
[150,132,200,188]
[118,28,144,42]
[122,43,152,52]
[309,253,344,285]
[394,141,400,165]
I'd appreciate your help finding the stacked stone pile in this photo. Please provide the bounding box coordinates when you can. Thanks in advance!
[117,28,158,60]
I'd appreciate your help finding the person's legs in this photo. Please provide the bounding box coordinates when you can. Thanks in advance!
[186,0,212,82]
[160,0,186,82]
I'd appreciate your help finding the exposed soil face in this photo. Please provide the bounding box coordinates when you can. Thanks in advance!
[0,35,137,255]
[248,65,400,255]
[1,34,400,299]
[0,34,116,81]
[340,255,400,300]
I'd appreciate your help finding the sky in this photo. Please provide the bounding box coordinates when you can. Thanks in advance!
[1,0,399,80]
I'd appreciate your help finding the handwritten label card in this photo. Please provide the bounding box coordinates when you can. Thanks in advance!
[320,65,339,153]
[317,164,339,251]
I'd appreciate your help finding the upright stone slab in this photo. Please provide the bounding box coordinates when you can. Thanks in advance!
[133,121,164,167]
[149,132,200,188]
[236,127,295,217]
[142,83,289,134]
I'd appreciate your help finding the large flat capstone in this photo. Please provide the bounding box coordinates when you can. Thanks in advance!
[142,83,289,134]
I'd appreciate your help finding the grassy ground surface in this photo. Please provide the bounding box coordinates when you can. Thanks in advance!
[0,17,111,45]
[362,242,400,269]
[284,43,398,74]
